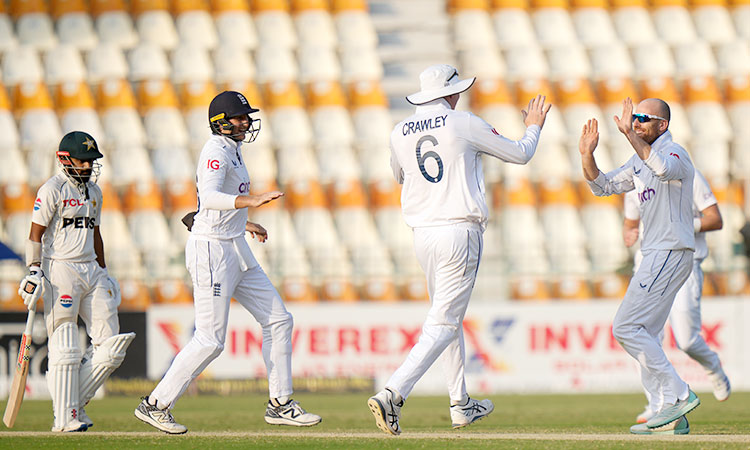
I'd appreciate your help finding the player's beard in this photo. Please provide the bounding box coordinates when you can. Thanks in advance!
[70,169,92,184]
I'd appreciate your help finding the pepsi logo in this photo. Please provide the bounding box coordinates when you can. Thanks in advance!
[33,198,41,211]
[59,295,73,308]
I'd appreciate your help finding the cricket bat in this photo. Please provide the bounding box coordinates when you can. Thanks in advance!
[3,305,36,428]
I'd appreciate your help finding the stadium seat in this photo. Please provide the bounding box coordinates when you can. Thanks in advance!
[0,8,18,53]
[589,42,634,81]
[180,80,216,153]
[571,0,617,47]
[673,41,717,80]
[0,281,28,311]
[13,82,62,185]
[452,5,497,51]
[692,0,736,44]
[510,274,552,300]
[334,3,378,49]
[705,182,746,271]
[546,44,592,81]
[500,177,549,275]
[105,144,155,187]
[732,2,750,40]
[293,0,337,49]
[531,0,578,48]
[631,42,675,79]
[610,0,657,46]
[153,279,193,304]
[2,45,44,87]
[118,279,152,310]
[491,0,537,48]
[133,0,178,50]
[0,85,21,152]
[0,146,28,186]
[171,44,214,84]
[651,0,698,45]
[264,81,314,149]
[128,43,171,81]
[151,145,195,184]
[683,76,732,140]
[213,46,256,84]
[254,46,299,84]
[715,40,750,80]
[55,81,106,146]
[12,0,57,50]
[458,47,506,80]
[96,78,147,148]
[91,0,138,49]
[86,43,129,83]
[212,0,258,51]
[253,0,298,49]
[53,0,98,50]
[44,44,86,85]
[298,46,342,83]
[503,44,549,81]
[137,79,190,149]
[173,0,218,49]
[340,46,385,83]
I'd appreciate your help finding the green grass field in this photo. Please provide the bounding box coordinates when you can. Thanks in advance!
[2,391,749,449]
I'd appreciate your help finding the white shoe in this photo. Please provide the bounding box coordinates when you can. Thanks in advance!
[51,419,87,432]
[450,397,494,429]
[134,396,188,434]
[636,406,655,424]
[264,399,322,427]
[710,369,731,402]
[79,407,94,429]
[367,388,402,435]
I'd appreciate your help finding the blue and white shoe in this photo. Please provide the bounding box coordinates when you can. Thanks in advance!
[450,398,494,429]
[631,415,689,435]
[368,388,403,435]
[646,390,699,428]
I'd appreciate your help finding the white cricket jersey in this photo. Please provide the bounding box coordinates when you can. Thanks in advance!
[191,135,250,239]
[390,100,541,230]
[588,130,695,252]
[625,168,717,262]
[31,173,102,262]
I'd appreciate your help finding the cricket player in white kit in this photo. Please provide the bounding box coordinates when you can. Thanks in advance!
[134,91,320,434]
[18,131,135,432]
[623,168,731,424]
[579,98,700,435]
[367,64,551,435]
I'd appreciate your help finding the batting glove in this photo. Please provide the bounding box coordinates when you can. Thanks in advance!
[18,267,43,310]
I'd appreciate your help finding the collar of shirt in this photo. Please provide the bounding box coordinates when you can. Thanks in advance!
[651,129,673,153]
[414,98,451,114]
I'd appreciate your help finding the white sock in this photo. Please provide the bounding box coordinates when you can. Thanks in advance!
[451,396,469,407]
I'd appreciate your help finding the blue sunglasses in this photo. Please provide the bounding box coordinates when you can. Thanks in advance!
[633,113,666,123]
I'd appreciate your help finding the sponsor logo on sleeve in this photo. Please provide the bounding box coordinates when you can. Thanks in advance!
[207,159,220,170]
[33,198,41,211]
[59,294,73,308]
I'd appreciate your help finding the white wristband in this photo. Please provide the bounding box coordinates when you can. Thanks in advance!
[25,240,42,267]
[694,217,702,234]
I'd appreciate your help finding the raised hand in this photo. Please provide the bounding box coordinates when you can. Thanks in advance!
[521,94,552,128]
[613,97,634,135]
[579,118,600,155]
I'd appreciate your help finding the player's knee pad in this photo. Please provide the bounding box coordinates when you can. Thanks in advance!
[79,332,135,404]
[48,322,82,367]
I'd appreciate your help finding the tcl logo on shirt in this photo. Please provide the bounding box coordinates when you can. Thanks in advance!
[62,217,96,229]
[62,199,86,207]
[207,159,220,170]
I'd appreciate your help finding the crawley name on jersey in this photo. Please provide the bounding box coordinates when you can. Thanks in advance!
[31,173,103,262]
[588,130,695,252]
[390,101,541,231]
[191,135,251,239]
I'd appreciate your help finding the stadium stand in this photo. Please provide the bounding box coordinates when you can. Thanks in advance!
[0,0,747,309]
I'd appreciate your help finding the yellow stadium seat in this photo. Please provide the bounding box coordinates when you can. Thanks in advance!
[539,179,579,206]
[515,78,556,108]
[281,277,319,302]
[122,181,164,213]
[369,179,400,209]
[401,277,429,302]
[131,0,169,15]
[552,275,592,300]
[285,179,328,210]
[165,178,198,213]
[264,81,305,109]
[596,78,639,106]
[492,0,529,6]
[1,183,34,214]
[137,79,180,114]
[306,81,347,108]
[54,81,96,112]
[209,0,249,12]
[10,0,47,18]
[470,79,514,110]
[348,80,387,108]
[320,278,359,302]
[96,78,138,109]
[119,279,152,311]
[329,179,366,209]
[153,279,194,304]
[0,281,28,312]
[291,0,328,11]
[11,81,54,114]
[361,277,399,302]
[593,274,629,299]
[331,0,368,12]
[91,0,127,15]
[511,276,552,300]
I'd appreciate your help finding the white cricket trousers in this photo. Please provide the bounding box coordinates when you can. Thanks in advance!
[386,223,482,403]
[613,248,693,408]
[641,259,721,411]
[151,235,294,409]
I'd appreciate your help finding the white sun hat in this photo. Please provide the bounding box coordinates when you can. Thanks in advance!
[405,64,476,105]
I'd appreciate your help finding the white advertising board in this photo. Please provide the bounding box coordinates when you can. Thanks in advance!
[146,298,748,395]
